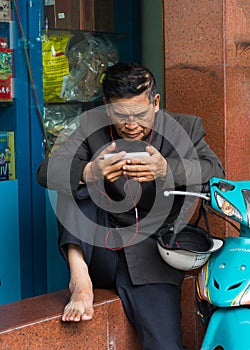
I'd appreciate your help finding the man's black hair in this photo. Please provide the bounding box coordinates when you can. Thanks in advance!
[102,62,157,103]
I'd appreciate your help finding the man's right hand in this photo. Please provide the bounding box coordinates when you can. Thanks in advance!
[82,142,127,183]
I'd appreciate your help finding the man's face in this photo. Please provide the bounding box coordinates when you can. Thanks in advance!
[105,93,160,141]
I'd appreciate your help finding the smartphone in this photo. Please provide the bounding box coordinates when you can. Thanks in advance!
[104,152,150,160]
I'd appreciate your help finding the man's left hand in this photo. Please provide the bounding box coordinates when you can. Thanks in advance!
[122,145,167,182]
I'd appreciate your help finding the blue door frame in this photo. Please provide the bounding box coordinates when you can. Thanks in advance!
[8,0,46,299]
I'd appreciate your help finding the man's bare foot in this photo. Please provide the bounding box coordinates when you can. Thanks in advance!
[61,244,94,322]
[62,278,94,322]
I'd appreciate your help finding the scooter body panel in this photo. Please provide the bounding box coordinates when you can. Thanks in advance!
[198,236,250,307]
[201,308,250,350]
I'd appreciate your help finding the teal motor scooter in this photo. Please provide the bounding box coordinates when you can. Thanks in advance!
[196,177,250,350]
[160,177,250,349]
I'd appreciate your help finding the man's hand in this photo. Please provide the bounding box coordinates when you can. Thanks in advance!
[122,145,167,182]
[82,143,127,183]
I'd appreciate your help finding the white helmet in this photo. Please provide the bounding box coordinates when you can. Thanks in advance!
[157,225,224,271]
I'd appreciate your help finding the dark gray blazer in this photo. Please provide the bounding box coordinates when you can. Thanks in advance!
[37,108,225,286]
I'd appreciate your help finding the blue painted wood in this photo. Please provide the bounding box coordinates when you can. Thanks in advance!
[12,0,34,299]
[114,0,141,63]
[46,190,69,292]
[27,0,47,297]
[0,1,34,300]
[0,180,21,305]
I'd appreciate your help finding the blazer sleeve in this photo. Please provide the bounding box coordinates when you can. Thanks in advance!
[36,115,90,195]
[163,116,225,188]
[36,156,49,188]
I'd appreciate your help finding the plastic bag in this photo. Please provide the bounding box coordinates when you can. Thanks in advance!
[42,33,72,103]
[63,33,118,102]
[43,104,82,146]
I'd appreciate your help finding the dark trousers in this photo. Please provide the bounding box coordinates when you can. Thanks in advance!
[88,246,187,350]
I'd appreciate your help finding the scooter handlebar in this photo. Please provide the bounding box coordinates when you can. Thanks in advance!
[163,189,210,201]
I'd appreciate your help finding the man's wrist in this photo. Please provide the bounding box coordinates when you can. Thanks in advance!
[81,162,93,184]
[80,167,87,184]
[79,164,88,184]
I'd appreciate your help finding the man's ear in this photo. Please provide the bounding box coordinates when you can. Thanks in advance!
[154,94,160,111]
[103,97,111,116]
